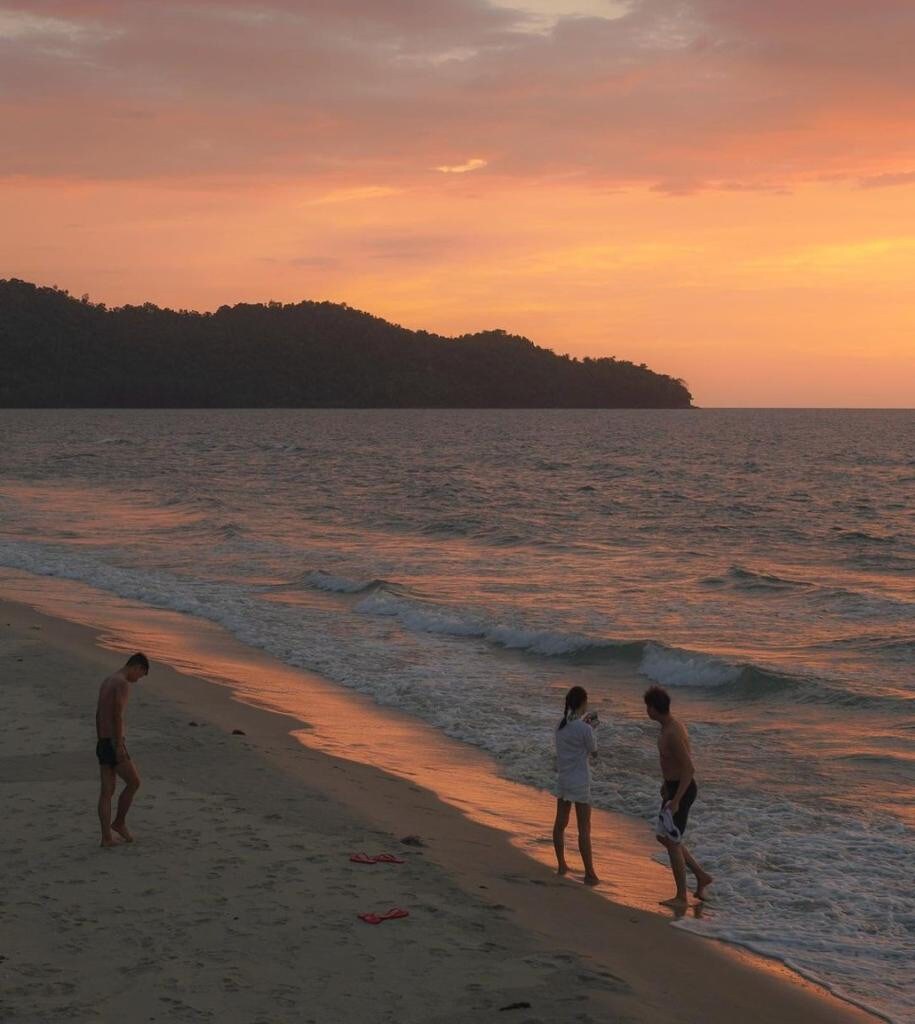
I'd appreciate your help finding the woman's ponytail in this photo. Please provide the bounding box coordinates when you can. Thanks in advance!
[558,685,587,730]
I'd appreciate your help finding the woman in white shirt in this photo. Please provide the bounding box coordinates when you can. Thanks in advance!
[553,685,599,884]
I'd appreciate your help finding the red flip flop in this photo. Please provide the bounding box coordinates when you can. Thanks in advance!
[349,853,406,865]
[358,907,410,925]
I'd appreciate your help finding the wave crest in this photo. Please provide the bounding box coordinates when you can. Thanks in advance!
[291,570,398,594]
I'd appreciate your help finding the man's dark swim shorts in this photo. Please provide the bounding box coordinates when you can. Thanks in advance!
[663,779,698,834]
[96,738,125,766]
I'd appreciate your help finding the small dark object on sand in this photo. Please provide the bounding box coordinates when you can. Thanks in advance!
[188,721,199,727]
[232,728,246,735]
[358,907,410,925]
[499,1002,532,1012]
[400,835,426,847]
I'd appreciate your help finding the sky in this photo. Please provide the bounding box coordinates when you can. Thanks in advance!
[1,1,914,406]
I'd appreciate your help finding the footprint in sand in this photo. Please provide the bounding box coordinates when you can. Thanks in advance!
[119,957,160,977]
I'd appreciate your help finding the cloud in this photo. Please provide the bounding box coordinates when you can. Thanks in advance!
[858,170,915,189]
[1,0,915,190]
[309,186,402,204]
[435,158,487,174]
[0,9,100,41]
[360,232,468,262]
[287,255,341,269]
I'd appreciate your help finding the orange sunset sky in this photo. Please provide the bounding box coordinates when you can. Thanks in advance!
[2,0,914,406]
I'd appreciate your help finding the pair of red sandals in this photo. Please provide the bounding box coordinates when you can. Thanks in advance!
[352,852,410,924]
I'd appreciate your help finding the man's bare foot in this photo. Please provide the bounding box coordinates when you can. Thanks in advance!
[660,895,688,909]
[583,874,601,886]
[111,821,134,843]
[557,863,569,876]
[100,835,120,848]
[694,872,713,900]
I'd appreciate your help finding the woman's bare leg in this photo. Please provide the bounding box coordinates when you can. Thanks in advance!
[553,799,572,874]
[574,802,599,884]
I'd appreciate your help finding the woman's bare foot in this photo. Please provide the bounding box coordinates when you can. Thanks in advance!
[583,873,600,886]
[557,864,569,876]
[694,871,713,900]
[100,835,119,848]
[111,821,134,843]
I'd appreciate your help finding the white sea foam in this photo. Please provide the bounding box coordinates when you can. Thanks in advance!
[355,590,594,654]
[485,624,593,656]
[638,643,742,687]
[355,591,481,635]
[305,570,376,594]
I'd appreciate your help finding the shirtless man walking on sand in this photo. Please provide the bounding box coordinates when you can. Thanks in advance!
[96,653,149,847]
[644,685,712,909]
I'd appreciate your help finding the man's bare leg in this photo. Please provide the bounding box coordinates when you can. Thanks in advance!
[659,838,688,908]
[553,799,572,875]
[682,844,713,899]
[111,759,140,842]
[98,766,118,847]
[575,802,600,885]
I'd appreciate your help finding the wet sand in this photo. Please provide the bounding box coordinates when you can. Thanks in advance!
[0,593,880,1024]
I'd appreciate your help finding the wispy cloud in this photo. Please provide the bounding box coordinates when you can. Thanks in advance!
[858,170,915,189]
[3,1,915,189]
[0,9,118,43]
[308,186,402,205]
[436,158,487,174]
[287,255,340,269]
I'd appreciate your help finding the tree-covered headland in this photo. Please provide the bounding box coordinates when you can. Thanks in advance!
[0,279,693,408]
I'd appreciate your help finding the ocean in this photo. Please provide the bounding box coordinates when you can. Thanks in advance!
[0,408,912,1021]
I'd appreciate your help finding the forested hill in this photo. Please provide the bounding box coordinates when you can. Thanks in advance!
[0,279,693,408]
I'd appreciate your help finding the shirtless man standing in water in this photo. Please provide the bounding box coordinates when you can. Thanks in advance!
[96,653,149,847]
[644,685,712,909]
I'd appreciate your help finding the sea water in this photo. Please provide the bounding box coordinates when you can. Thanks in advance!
[0,408,912,1021]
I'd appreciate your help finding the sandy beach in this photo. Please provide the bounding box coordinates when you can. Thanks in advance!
[5,0,915,1016]
[0,594,882,1024]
